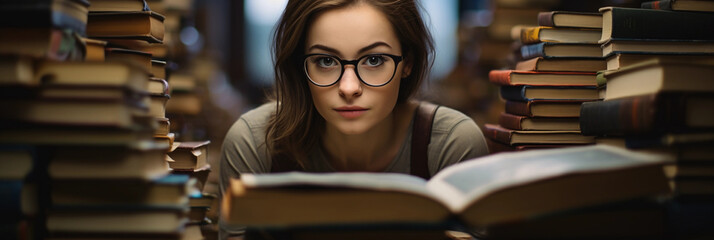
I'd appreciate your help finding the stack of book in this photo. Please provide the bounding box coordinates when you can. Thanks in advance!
[0,0,88,237]
[149,0,219,238]
[580,4,714,238]
[85,0,175,155]
[0,0,200,239]
[484,10,605,152]
[167,140,213,228]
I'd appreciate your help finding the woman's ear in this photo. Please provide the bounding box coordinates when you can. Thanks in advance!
[402,61,413,79]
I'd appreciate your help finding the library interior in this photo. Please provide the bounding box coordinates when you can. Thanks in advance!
[1,0,713,239]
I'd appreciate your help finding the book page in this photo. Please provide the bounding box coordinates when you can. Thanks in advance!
[241,172,437,199]
[426,145,672,212]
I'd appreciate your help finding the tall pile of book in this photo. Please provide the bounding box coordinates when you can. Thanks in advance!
[484,10,605,153]
[147,0,218,238]
[579,4,714,238]
[0,0,202,239]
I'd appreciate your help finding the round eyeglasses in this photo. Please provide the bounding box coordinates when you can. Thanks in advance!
[303,53,403,87]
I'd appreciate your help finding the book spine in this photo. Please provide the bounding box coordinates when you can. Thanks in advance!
[500,86,529,102]
[520,27,543,44]
[641,0,673,10]
[488,70,514,86]
[607,7,714,41]
[521,43,545,60]
[505,100,532,117]
[580,94,686,136]
[498,112,525,130]
[537,11,556,27]
[483,124,513,145]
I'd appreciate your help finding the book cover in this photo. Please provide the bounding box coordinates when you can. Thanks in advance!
[599,7,714,43]
[603,58,714,100]
[505,99,590,117]
[498,112,580,131]
[167,140,210,171]
[484,124,593,145]
[601,39,714,58]
[515,57,606,72]
[87,11,165,43]
[580,93,714,136]
[489,70,596,86]
[222,145,671,228]
[537,11,602,29]
[521,42,602,59]
[88,0,150,12]
[606,52,714,71]
[521,26,601,44]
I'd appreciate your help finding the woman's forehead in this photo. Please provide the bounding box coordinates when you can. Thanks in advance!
[305,3,401,57]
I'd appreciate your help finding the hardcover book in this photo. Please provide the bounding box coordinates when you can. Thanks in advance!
[484,124,594,145]
[521,42,602,59]
[222,145,670,228]
[521,26,601,44]
[605,52,714,71]
[599,7,714,43]
[537,11,602,29]
[88,0,150,12]
[167,140,210,171]
[601,39,714,57]
[34,61,149,92]
[498,112,580,131]
[489,70,596,86]
[105,48,153,73]
[603,59,714,100]
[516,57,606,72]
[580,93,714,136]
[500,85,600,101]
[87,11,165,43]
[505,100,589,117]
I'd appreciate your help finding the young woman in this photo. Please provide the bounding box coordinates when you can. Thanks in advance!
[219,0,488,237]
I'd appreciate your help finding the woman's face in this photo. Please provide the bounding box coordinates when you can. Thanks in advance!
[305,3,406,135]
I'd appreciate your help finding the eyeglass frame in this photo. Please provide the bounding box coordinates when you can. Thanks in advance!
[302,53,404,87]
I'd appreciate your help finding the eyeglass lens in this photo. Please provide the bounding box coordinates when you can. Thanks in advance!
[304,54,396,86]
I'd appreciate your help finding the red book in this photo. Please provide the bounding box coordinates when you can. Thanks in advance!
[489,70,597,87]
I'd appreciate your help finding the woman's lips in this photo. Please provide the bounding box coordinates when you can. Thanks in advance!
[334,106,368,119]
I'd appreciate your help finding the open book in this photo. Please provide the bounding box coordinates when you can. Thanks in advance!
[222,145,672,228]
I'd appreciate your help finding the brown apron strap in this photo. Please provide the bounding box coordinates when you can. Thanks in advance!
[411,101,439,180]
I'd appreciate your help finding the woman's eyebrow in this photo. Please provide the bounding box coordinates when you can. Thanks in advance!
[358,42,392,55]
[307,42,393,56]
[307,44,341,55]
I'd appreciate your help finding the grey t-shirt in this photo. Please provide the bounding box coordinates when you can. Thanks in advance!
[218,102,489,236]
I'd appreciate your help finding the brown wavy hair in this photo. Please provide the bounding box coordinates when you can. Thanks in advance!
[266,0,435,167]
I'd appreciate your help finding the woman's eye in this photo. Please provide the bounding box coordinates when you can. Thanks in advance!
[364,56,384,66]
[317,57,337,67]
